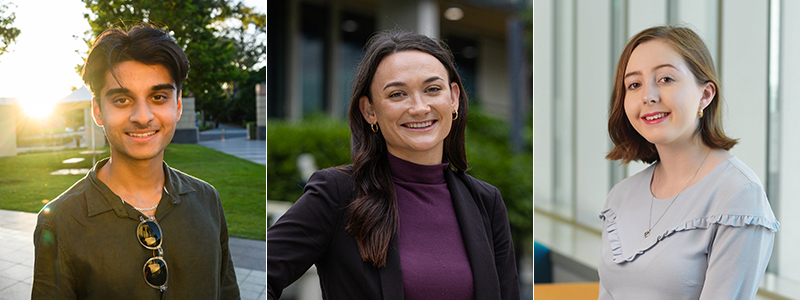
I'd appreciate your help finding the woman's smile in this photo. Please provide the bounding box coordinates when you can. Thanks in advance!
[402,120,436,130]
[641,111,670,124]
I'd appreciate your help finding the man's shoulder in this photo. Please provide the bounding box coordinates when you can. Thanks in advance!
[166,166,217,194]
[37,177,91,227]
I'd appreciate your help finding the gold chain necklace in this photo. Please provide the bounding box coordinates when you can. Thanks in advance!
[645,150,711,238]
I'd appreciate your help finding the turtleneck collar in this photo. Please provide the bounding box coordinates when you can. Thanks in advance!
[387,152,449,184]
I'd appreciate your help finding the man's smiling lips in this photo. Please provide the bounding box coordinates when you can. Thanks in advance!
[126,130,158,138]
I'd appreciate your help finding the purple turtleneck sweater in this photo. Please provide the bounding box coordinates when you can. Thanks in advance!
[388,153,474,300]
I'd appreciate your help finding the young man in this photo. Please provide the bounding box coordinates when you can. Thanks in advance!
[32,25,240,299]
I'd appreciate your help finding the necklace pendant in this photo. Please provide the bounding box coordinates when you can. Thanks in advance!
[644,230,650,238]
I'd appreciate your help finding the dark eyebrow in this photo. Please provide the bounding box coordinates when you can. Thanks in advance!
[624,64,677,80]
[151,84,175,92]
[104,84,175,99]
[382,76,445,91]
[382,81,407,91]
[104,87,131,99]
[423,76,444,84]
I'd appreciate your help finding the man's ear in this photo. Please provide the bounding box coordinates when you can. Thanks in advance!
[176,92,183,122]
[91,97,103,127]
[359,95,377,124]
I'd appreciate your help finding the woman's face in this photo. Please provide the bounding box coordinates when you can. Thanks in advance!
[623,39,715,148]
[360,50,460,165]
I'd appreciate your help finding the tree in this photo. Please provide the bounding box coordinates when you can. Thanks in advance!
[80,0,264,122]
[0,0,21,58]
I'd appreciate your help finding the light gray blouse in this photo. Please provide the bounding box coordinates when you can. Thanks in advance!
[598,157,779,299]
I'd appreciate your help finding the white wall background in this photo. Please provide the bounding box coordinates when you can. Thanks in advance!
[535,0,800,286]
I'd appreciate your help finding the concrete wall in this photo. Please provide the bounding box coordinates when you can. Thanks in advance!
[477,37,510,118]
[172,96,198,144]
[0,101,16,157]
[257,83,266,140]
[83,107,106,149]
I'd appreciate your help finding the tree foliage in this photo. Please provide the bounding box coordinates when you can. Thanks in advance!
[80,0,265,121]
[0,0,21,58]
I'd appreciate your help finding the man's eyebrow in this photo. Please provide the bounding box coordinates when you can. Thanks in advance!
[104,87,131,98]
[151,84,175,91]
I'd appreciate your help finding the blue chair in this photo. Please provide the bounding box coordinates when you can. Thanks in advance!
[534,241,553,283]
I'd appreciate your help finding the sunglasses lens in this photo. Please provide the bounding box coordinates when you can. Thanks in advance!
[137,221,162,249]
[144,257,168,287]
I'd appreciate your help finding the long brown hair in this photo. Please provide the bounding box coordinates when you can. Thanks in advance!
[345,31,469,267]
[607,26,737,164]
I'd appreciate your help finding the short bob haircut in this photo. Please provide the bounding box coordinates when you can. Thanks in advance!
[344,30,469,267]
[606,26,737,164]
[81,24,190,104]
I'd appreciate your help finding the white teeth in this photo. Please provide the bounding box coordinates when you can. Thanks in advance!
[405,121,433,128]
[128,131,156,138]
[645,113,668,121]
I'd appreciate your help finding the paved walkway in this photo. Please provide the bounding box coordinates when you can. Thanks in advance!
[199,126,266,166]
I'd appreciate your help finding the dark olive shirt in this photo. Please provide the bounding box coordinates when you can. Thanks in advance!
[32,158,240,299]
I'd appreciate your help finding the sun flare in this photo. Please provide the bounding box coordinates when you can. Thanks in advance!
[18,96,58,120]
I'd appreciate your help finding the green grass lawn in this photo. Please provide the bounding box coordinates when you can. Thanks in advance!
[0,144,265,240]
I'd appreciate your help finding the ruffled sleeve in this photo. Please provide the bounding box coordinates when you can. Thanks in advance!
[600,209,778,264]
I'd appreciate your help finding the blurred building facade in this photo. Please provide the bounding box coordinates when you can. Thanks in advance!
[267,0,531,124]
[536,0,800,295]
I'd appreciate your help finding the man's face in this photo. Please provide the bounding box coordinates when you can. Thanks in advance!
[92,60,182,162]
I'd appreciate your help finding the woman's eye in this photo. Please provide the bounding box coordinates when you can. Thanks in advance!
[659,76,674,83]
[389,92,404,98]
[626,82,640,90]
[426,86,442,93]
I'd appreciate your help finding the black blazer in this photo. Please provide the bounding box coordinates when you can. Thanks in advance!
[267,167,520,300]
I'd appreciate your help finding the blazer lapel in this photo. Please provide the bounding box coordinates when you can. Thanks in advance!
[379,234,404,300]
[446,169,501,299]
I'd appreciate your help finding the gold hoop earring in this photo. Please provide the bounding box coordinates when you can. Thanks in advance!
[698,109,704,118]
[452,110,458,121]
[371,123,379,133]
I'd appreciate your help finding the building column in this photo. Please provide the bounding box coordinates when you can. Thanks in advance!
[327,0,342,118]
[0,100,16,157]
[378,0,440,38]
[172,96,199,143]
[287,0,303,122]
[256,83,267,140]
[83,107,106,149]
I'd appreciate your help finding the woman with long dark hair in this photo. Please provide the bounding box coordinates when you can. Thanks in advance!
[600,26,778,299]
[267,31,519,300]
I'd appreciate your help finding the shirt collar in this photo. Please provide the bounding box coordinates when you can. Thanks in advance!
[85,158,195,218]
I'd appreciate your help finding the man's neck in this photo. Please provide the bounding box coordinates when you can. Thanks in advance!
[97,153,165,196]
